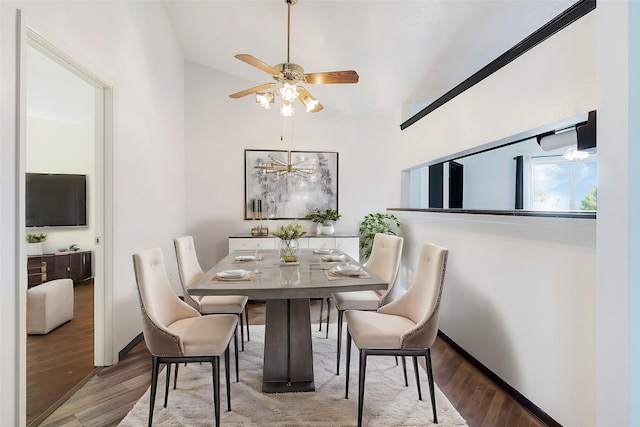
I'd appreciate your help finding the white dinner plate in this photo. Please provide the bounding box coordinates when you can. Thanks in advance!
[217,269,250,279]
[235,255,256,261]
[321,254,345,262]
[218,276,251,282]
[332,265,363,276]
[313,248,337,254]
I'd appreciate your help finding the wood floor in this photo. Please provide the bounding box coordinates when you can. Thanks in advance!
[37,301,546,427]
[27,281,95,426]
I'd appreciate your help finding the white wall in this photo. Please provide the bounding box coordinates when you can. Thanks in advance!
[627,3,640,424]
[184,61,400,270]
[1,2,185,425]
[596,1,636,425]
[393,10,598,427]
[395,211,596,426]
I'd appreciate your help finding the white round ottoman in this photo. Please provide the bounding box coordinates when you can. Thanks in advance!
[27,278,74,334]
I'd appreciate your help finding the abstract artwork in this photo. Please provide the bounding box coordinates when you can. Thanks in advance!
[245,150,338,219]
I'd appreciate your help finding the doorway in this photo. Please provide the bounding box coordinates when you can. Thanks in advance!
[19,17,114,425]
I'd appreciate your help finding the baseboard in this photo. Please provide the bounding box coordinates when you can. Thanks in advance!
[118,332,144,361]
[437,330,561,427]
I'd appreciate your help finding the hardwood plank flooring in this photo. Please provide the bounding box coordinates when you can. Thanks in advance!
[39,301,546,427]
[27,281,95,426]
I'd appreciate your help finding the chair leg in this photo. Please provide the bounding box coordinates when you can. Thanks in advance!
[412,355,422,400]
[149,356,160,427]
[225,347,231,412]
[239,314,245,352]
[212,356,221,427]
[164,363,171,408]
[425,349,437,423]
[401,356,408,386]
[357,349,367,427]
[325,297,331,339]
[345,328,352,399]
[319,298,324,331]
[245,307,250,342]
[234,330,239,382]
[173,363,179,390]
[336,309,344,375]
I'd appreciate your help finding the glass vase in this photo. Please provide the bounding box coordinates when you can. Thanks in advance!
[279,238,300,263]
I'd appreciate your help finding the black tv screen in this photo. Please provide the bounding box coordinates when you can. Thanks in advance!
[26,173,87,227]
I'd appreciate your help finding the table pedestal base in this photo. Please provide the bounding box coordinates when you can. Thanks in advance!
[263,298,315,393]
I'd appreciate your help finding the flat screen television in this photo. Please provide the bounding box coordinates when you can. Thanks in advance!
[26,173,87,227]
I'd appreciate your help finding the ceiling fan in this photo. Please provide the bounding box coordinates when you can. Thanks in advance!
[229,0,359,116]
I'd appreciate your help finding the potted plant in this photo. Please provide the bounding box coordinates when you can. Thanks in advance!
[359,213,401,260]
[26,232,47,256]
[305,208,341,235]
[272,223,307,262]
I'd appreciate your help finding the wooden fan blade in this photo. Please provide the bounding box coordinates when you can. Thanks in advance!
[229,83,277,99]
[297,87,324,113]
[304,70,359,84]
[297,86,314,98]
[234,54,282,76]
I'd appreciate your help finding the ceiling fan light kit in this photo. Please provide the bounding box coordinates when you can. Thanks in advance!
[256,92,274,109]
[280,82,299,102]
[280,101,295,117]
[303,96,319,112]
[229,0,358,116]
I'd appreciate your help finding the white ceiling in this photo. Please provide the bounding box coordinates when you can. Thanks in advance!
[27,1,579,123]
[163,0,577,116]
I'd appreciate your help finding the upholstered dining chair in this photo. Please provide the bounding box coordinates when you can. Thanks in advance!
[331,233,404,374]
[132,248,238,426]
[344,243,448,427]
[174,236,250,352]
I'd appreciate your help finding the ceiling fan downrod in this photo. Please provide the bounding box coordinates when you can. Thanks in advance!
[286,0,297,63]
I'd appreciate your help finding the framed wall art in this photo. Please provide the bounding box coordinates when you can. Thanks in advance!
[245,149,339,220]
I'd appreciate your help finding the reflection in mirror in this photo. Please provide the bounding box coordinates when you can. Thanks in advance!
[404,112,597,212]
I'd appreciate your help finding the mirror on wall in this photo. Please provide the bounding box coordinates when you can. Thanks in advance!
[403,111,597,213]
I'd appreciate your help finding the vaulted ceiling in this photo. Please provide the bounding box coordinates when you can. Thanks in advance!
[163,0,577,116]
[27,1,579,124]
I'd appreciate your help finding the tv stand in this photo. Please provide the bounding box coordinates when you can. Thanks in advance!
[27,251,92,288]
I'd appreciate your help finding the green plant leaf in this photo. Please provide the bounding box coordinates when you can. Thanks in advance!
[26,233,47,243]
[358,213,400,260]
[304,208,341,225]
[272,223,307,240]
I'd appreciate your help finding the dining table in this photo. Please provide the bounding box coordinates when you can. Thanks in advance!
[188,248,388,393]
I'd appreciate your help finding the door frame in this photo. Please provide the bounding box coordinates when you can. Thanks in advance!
[17,9,115,418]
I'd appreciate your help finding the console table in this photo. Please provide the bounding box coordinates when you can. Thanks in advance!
[27,251,92,288]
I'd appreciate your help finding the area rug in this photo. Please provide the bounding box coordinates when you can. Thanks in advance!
[119,325,467,426]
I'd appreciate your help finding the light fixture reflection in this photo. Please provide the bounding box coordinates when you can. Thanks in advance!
[562,146,591,161]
